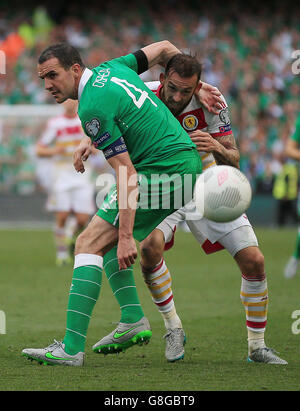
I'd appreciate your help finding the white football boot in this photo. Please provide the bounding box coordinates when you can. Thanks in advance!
[22,340,84,366]
[163,328,186,362]
[248,347,287,365]
[284,256,299,279]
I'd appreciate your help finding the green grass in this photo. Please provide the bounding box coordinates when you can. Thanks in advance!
[0,227,300,391]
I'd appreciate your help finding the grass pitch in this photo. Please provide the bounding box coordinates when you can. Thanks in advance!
[0,227,300,391]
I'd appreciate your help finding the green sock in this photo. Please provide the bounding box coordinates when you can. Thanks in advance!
[63,254,102,355]
[104,246,144,324]
[293,228,300,259]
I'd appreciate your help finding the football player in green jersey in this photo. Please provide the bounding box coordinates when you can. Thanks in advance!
[284,114,300,279]
[22,41,204,366]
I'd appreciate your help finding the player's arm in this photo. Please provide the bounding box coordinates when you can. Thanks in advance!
[194,93,240,167]
[35,142,65,157]
[106,151,138,270]
[140,40,181,69]
[210,133,240,168]
[189,130,240,169]
[285,138,300,161]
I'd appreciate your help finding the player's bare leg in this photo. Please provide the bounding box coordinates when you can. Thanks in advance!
[55,211,71,266]
[140,229,185,362]
[67,212,92,256]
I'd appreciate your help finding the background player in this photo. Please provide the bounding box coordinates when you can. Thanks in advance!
[100,53,286,365]
[284,113,300,278]
[36,99,96,265]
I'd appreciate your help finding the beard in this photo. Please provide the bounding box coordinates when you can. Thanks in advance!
[160,94,184,116]
[166,100,185,116]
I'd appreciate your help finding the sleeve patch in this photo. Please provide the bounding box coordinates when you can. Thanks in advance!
[85,118,101,138]
[219,107,231,125]
[93,131,111,148]
[219,124,232,133]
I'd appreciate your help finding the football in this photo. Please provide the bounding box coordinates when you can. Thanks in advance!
[193,165,252,223]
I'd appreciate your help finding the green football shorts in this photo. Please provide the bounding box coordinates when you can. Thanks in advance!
[97,149,202,241]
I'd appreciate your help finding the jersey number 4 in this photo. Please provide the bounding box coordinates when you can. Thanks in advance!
[111,77,157,109]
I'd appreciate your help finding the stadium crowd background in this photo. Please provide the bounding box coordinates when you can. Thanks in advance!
[0,0,300,207]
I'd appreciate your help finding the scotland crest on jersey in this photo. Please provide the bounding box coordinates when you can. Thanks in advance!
[182,114,199,131]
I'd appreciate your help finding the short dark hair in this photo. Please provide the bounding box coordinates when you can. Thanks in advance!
[38,43,85,70]
[165,53,202,82]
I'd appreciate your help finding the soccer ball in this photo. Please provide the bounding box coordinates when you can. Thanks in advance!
[193,165,252,223]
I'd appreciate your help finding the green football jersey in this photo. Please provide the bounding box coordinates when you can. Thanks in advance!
[291,114,300,144]
[78,53,196,171]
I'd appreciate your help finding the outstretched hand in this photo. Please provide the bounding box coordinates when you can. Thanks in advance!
[198,82,224,114]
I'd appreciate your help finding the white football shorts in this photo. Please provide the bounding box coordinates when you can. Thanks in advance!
[46,184,96,214]
[156,204,258,257]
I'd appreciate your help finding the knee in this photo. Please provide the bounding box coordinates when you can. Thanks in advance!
[140,234,164,269]
[238,248,265,278]
[74,229,90,254]
[140,238,162,261]
[252,252,265,277]
[74,215,118,256]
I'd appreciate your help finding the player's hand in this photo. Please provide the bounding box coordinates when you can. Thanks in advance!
[198,82,223,114]
[73,137,93,173]
[189,130,221,153]
[117,236,138,270]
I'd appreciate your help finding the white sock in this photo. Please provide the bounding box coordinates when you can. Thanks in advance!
[161,306,182,330]
[247,329,266,354]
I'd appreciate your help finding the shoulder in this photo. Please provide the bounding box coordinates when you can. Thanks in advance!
[78,86,105,119]
[102,53,138,72]
[145,81,161,92]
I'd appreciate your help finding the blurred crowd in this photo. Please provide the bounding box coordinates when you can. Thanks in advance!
[0,0,300,197]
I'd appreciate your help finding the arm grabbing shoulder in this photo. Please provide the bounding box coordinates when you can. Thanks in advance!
[141,40,181,69]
